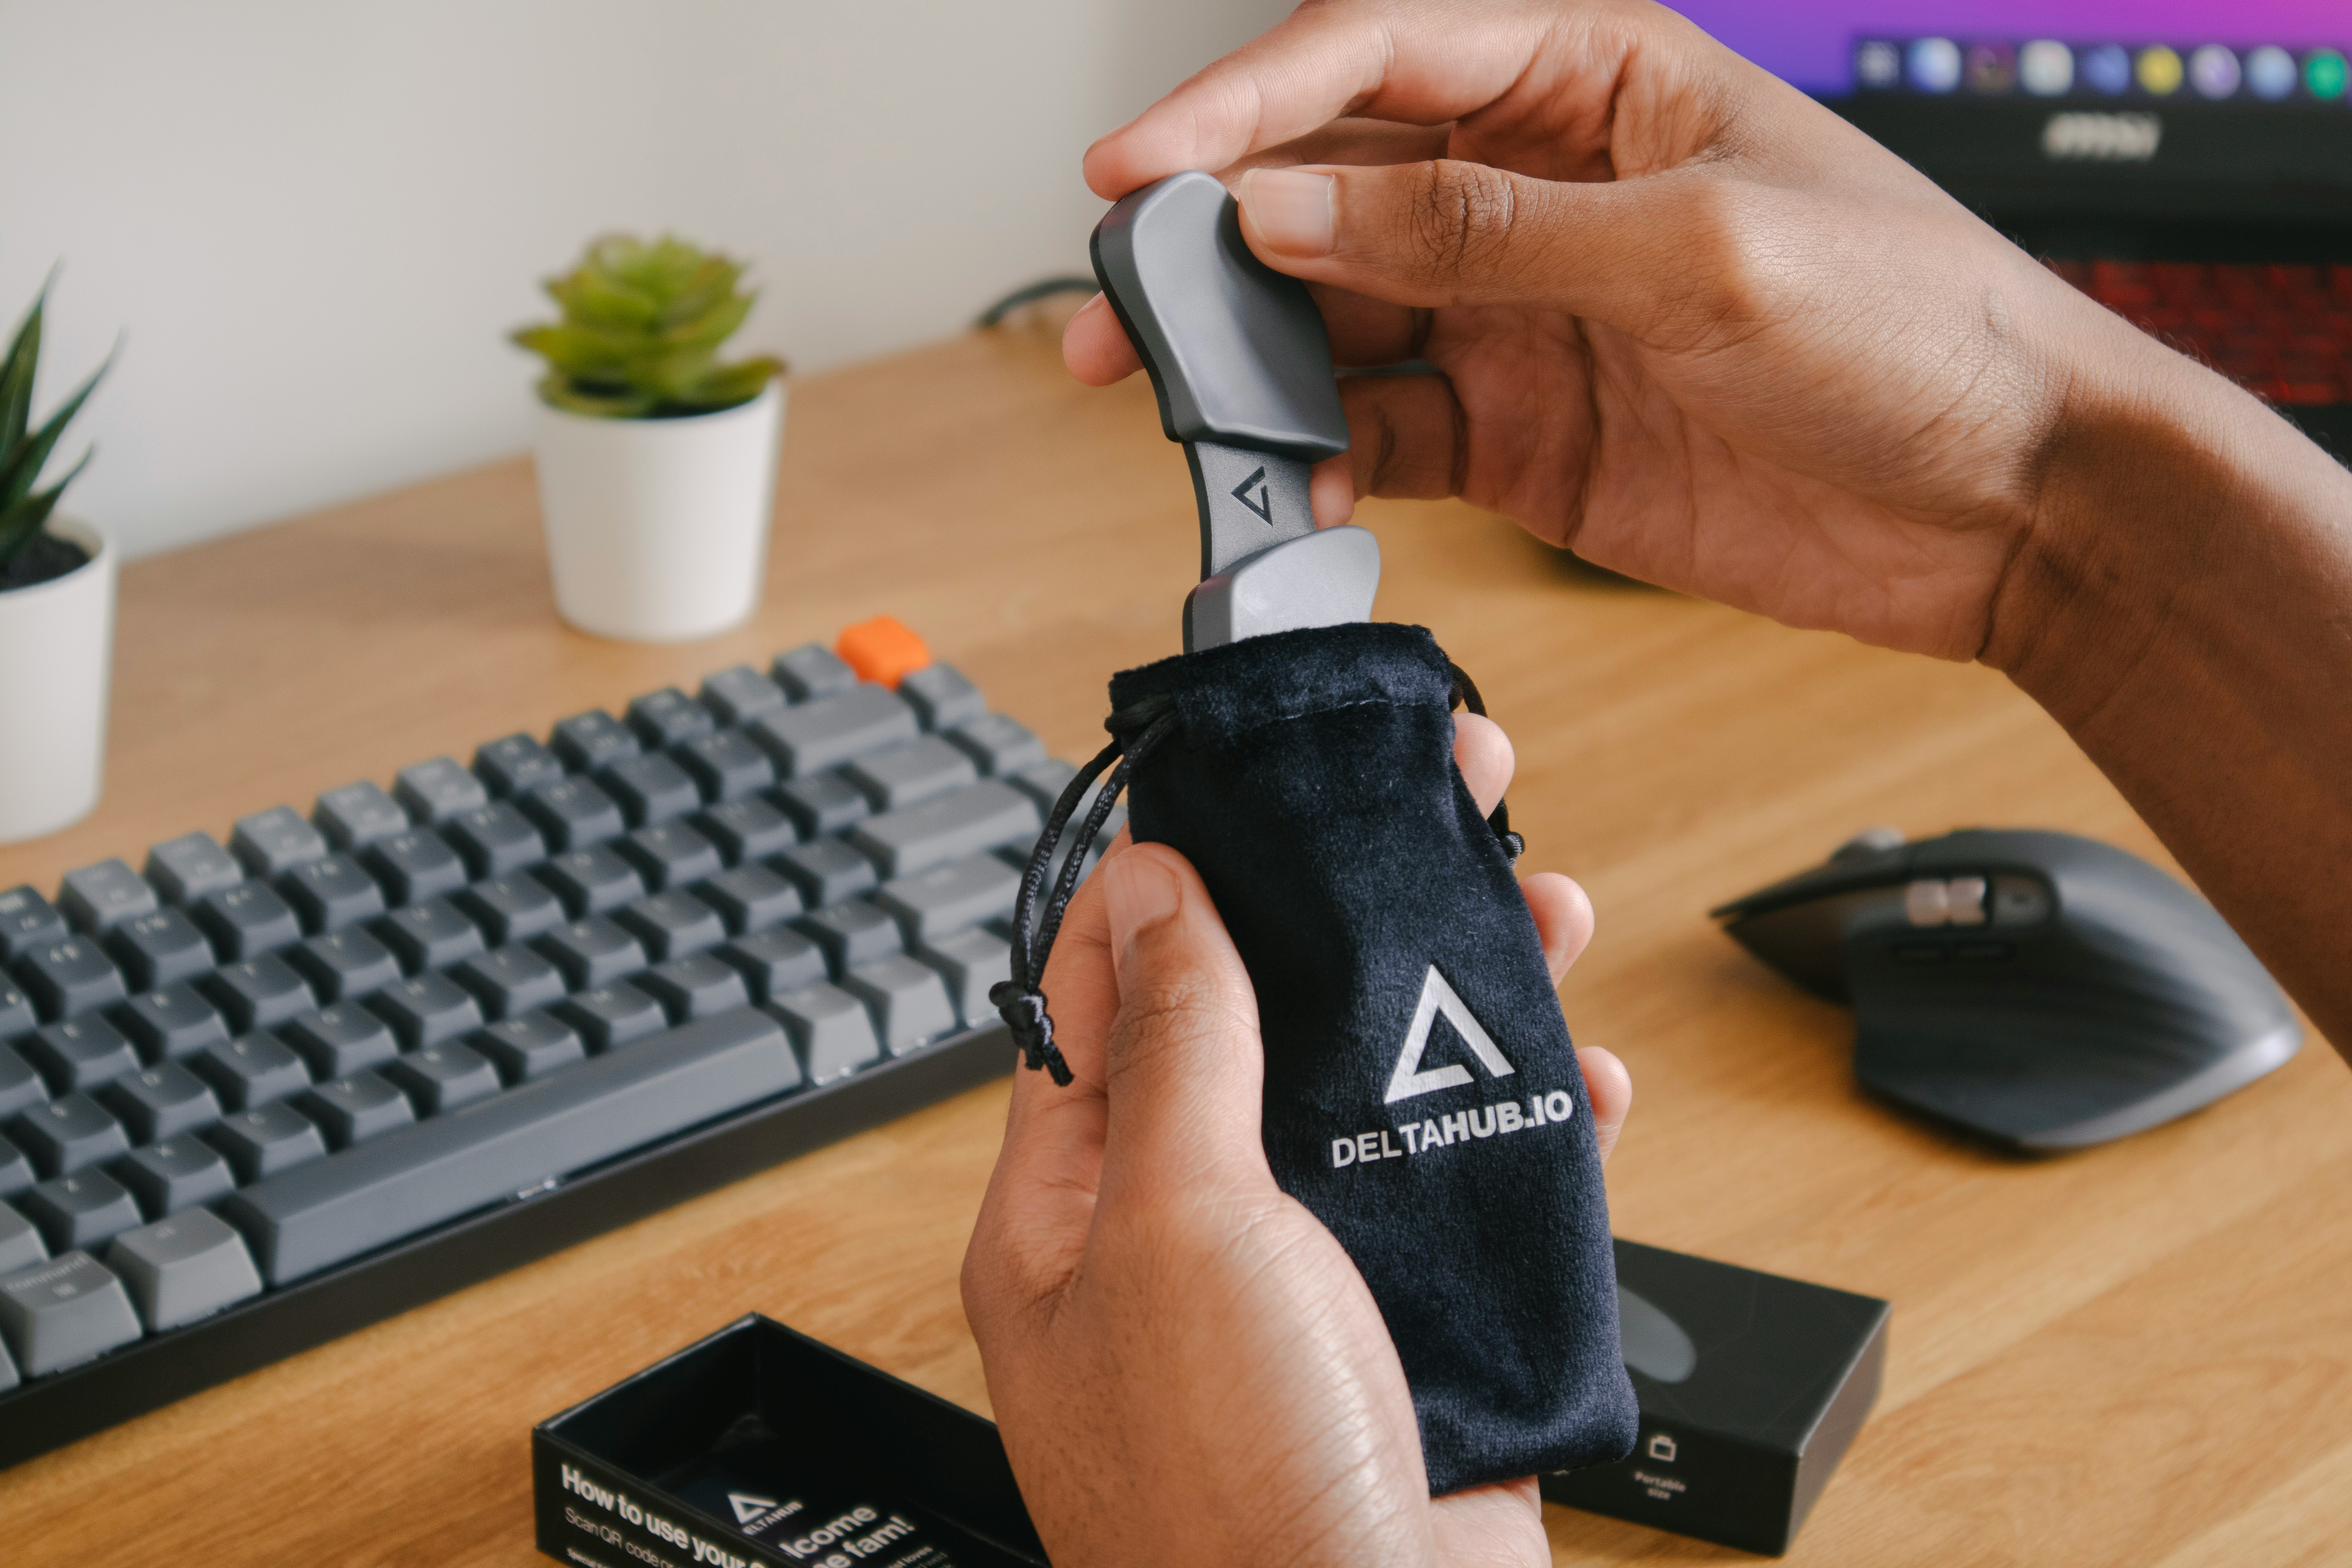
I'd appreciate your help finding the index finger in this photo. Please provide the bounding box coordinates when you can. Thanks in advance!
[1080,0,1676,198]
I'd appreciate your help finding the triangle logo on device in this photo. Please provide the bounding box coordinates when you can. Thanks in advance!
[729,1493,782,1525]
[1384,966,1516,1103]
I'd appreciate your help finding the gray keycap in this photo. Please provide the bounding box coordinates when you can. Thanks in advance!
[23,1169,144,1252]
[230,806,331,878]
[367,972,484,1051]
[843,956,958,1054]
[697,864,801,936]
[698,665,788,727]
[277,853,389,933]
[374,897,487,972]
[0,886,70,964]
[774,772,870,837]
[0,982,31,1042]
[115,984,230,1062]
[279,1005,400,1079]
[849,780,1041,879]
[0,1044,42,1118]
[13,1093,129,1175]
[383,1042,503,1114]
[456,874,567,947]
[899,662,986,731]
[442,800,546,879]
[59,859,161,934]
[749,686,919,778]
[16,937,128,1020]
[222,1007,799,1285]
[475,1012,587,1082]
[23,1017,142,1094]
[772,839,878,908]
[314,780,411,851]
[535,918,647,991]
[765,984,881,1085]
[600,753,701,827]
[364,829,468,907]
[191,1034,312,1112]
[793,900,902,977]
[617,892,728,962]
[674,730,777,803]
[207,1102,327,1182]
[554,984,667,1053]
[695,798,799,865]
[0,1250,143,1376]
[844,736,979,811]
[521,776,627,851]
[143,831,245,906]
[450,946,566,1021]
[472,733,567,799]
[98,1061,221,1144]
[296,1070,416,1149]
[625,687,716,749]
[291,928,403,1002]
[0,1202,44,1272]
[193,881,304,960]
[771,643,857,701]
[949,713,1049,778]
[617,822,724,891]
[394,756,491,825]
[641,954,751,1022]
[116,1138,237,1215]
[716,929,827,1004]
[876,854,1020,944]
[550,709,640,773]
[107,1208,262,1330]
[0,1134,31,1198]
[202,956,317,1033]
[105,907,216,991]
[1009,758,1078,812]
[535,845,647,918]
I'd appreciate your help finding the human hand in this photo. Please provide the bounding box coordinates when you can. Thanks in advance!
[1063,0,2209,661]
[961,714,1629,1568]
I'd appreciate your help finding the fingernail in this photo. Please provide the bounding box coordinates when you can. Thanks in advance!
[1102,848,1183,961]
[1239,168,1335,258]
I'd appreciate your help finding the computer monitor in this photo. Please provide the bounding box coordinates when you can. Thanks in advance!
[1667,2,2352,219]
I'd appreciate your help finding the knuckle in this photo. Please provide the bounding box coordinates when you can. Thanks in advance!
[1404,160,1524,285]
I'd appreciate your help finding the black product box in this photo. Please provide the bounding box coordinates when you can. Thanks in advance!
[1541,1240,1890,1556]
[534,1315,1046,1568]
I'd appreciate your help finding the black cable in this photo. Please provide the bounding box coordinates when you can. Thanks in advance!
[975,276,1100,328]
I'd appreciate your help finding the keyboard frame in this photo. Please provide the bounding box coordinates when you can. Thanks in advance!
[0,1016,1009,1470]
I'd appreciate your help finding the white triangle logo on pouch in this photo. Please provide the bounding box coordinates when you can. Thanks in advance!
[1384,965,1516,1103]
[729,1493,781,1525]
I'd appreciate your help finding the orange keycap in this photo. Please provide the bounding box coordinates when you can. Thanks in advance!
[835,615,932,689]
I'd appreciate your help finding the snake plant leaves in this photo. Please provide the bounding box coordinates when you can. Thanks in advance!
[0,283,107,572]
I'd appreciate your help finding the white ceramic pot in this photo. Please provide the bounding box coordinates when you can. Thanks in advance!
[0,517,116,843]
[530,380,784,642]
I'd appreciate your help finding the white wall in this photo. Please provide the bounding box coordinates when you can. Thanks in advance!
[0,0,1288,557]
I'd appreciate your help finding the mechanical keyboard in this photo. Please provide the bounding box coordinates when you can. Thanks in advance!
[0,621,1115,1468]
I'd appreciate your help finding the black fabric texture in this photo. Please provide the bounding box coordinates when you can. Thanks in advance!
[1103,621,1637,1494]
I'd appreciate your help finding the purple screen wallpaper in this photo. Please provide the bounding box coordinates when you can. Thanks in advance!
[1668,2,2347,91]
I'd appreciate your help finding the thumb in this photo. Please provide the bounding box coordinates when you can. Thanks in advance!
[1233,160,1728,347]
[1094,844,1270,1192]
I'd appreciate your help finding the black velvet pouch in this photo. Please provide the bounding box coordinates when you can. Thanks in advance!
[996,621,1638,1494]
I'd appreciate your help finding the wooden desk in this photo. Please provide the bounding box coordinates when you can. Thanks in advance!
[5,322,2347,1567]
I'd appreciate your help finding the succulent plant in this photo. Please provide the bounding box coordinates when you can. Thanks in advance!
[0,285,108,573]
[512,234,784,419]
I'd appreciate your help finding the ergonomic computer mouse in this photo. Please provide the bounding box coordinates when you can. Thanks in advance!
[1711,828,2300,1151]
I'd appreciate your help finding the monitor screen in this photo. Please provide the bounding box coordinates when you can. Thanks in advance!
[1670,2,2347,97]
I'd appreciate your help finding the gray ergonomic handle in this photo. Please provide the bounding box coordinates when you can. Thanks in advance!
[1090,171,1378,650]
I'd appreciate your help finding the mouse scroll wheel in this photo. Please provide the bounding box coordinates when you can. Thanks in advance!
[1905,876,1988,927]
[1830,826,1907,863]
